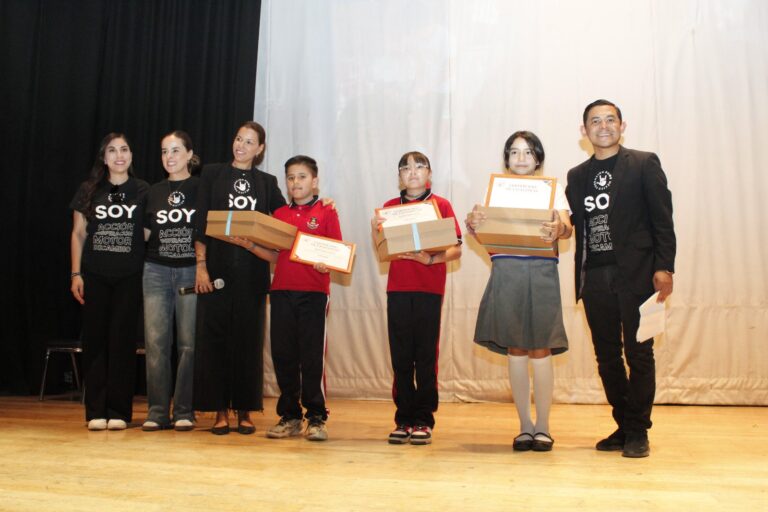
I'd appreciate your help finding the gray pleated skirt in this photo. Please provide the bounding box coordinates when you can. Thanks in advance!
[474,257,568,355]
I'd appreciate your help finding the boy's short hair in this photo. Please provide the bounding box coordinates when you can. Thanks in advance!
[397,151,431,171]
[582,99,623,126]
[284,155,318,177]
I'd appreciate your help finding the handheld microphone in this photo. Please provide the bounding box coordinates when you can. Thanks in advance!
[179,278,225,296]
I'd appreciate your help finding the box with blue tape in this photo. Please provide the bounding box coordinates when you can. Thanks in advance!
[205,210,297,250]
[373,217,458,262]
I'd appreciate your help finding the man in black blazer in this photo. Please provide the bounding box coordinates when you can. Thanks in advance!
[566,99,676,458]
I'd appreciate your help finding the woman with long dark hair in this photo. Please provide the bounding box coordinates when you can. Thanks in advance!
[70,133,149,430]
[141,130,201,432]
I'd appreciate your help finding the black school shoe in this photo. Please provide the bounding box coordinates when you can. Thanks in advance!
[532,432,554,452]
[595,429,625,451]
[622,431,650,458]
[513,432,534,451]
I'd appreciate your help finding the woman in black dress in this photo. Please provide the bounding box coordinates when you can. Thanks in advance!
[193,121,286,434]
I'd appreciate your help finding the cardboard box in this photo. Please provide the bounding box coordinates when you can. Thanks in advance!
[374,217,458,261]
[206,210,297,250]
[472,206,557,257]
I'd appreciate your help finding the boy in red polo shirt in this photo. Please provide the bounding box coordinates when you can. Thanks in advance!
[265,155,342,441]
[373,151,462,445]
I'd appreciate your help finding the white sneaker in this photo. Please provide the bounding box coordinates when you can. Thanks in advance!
[174,419,195,432]
[87,418,107,431]
[266,418,303,439]
[107,419,127,430]
[142,420,161,432]
[305,419,328,441]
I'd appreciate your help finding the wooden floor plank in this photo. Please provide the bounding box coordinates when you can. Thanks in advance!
[0,396,766,511]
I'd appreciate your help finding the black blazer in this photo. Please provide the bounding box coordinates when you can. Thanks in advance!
[565,146,676,300]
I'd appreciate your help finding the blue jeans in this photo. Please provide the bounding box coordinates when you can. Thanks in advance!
[143,261,197,425]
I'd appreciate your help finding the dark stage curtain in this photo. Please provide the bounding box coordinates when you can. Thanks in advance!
[0,0,262,394]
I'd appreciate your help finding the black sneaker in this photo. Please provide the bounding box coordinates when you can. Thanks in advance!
[622,432,650,458]
[596,429,625,451]
[388,424,413,444]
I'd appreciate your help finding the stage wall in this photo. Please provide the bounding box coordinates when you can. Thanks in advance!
[254,0,768,405]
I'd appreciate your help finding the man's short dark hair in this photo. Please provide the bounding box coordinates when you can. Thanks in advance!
[583,99,623,126]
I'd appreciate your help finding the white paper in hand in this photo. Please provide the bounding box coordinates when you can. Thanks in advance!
[636,291,665,342]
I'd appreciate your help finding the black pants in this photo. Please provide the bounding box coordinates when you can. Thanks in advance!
[270,291,329,421]
[582,265,655,433]
[387,292,442,428]
[81,271,142,422]
[193,285,266,411]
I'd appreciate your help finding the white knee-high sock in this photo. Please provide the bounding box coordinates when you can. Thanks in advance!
[507,354,534,434]
[530,355,554,435]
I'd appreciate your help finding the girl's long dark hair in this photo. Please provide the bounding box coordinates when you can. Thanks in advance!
[81,133,134,219]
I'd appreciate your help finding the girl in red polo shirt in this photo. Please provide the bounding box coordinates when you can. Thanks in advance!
[373,151,462,445]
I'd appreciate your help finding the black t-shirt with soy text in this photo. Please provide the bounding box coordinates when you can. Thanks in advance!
[70,177,149,277]
[585,153,619,268]
[144,176,199,267]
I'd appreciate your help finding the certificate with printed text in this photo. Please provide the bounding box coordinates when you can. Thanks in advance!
[289,232,356,274]
[484,174,556,209]
[375,199,441,228]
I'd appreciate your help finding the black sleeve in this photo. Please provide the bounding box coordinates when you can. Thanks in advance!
[641,153,676,273]
[69,182,89,213]
[143,183,158,229]
[565,170,577,224]
[136,179,150,197]
[267,172,287,214]
[194,165,216,244]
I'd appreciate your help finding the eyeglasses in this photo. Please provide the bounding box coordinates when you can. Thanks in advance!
[398,163,429,174]
[108,184,125,204]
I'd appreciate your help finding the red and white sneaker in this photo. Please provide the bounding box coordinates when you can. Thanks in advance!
[388,424,413,444]
[410,425,432,445]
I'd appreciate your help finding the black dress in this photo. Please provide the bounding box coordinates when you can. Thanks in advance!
[192,163,286,411]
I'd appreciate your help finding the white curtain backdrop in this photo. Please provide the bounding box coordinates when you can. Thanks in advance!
[254,0,768,405]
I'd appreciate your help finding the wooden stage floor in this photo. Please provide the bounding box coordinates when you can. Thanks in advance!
[0,396,766,511]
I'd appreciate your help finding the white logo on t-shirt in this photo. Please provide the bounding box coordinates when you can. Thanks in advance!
[584,193,609,213]
[95,204,137,219]
[593,170,612,191]
[156,208,195,225]
[228,194,257,209]
[168,191,185,207]
[234,179,251,195]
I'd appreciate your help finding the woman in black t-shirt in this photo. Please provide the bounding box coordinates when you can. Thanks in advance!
[193,121,286,435]
[70,133,149,431]
[141,130,201,432]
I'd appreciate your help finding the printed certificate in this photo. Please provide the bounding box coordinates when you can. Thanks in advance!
[484,174,556,209]
[289,232,356,274]
[375,199,441,228]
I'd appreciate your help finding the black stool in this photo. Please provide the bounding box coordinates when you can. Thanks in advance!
[39,338,83,401]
